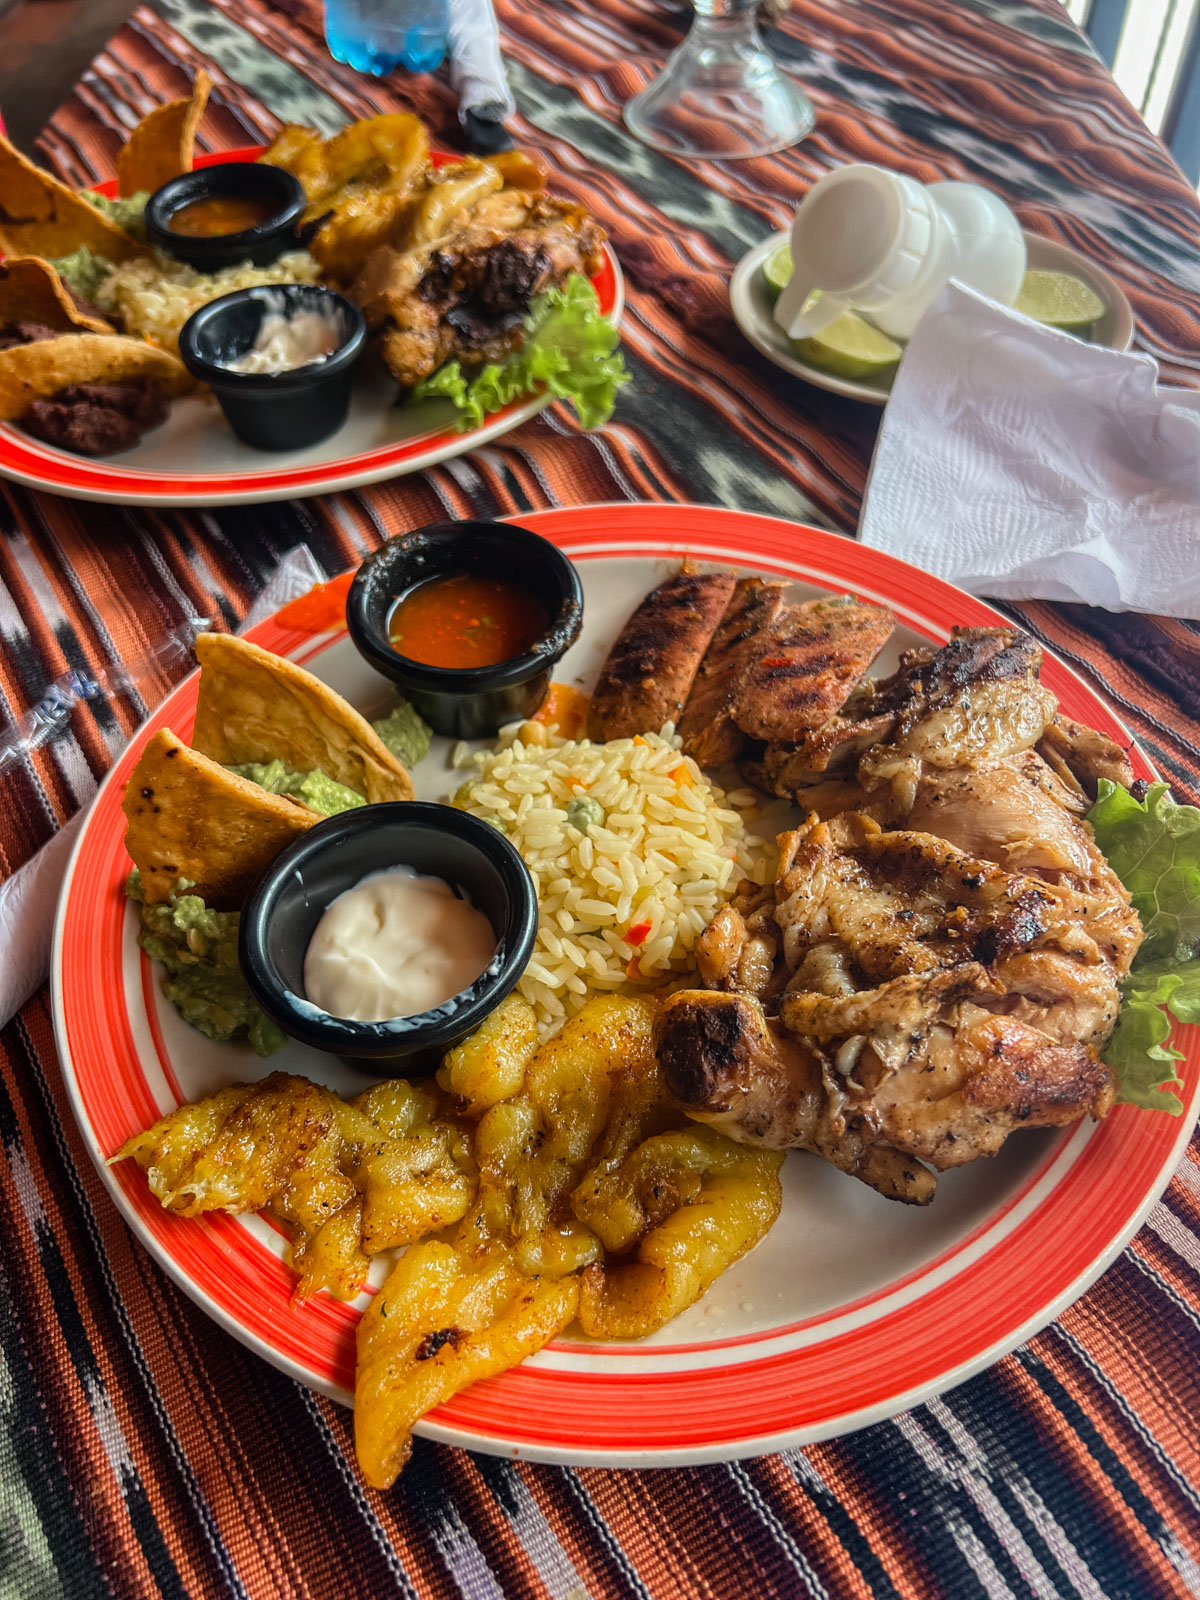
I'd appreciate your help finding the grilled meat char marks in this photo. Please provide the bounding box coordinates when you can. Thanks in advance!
[588,571,737,742]
[732,597,897,745]
[654,991,938,1204]
[767,626,1056,791]
[420,236,554,349]
[678,578,788,767]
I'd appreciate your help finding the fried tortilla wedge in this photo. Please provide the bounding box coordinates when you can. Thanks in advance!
[118,69,213,198]
[0,334,190,421]
[0,134,148,261]
[124,728,319,908]
[0,256,113,334]
[191,634,415,803]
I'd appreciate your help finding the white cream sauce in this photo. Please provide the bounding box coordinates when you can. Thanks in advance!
[227,309,340,374]
[302,865,496,1022]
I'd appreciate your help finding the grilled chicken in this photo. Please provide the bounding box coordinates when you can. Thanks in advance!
[660,802,1134,1199]
[678,578,788,766]
[658,614,1141,1203]
[907,759,1098,874]
[588,570,737,742]
[695,884,781,997]
[771,814,1111,995]
[654,990,938,1203]
[659,968,1117,1201]
[731,597,896,744]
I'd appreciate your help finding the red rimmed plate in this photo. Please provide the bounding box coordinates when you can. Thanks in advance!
[0,148,623,506]
[51,503,1198,1466]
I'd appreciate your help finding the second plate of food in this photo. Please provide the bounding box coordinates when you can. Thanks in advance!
[0,134,623,505]
[53,502,1197,1474]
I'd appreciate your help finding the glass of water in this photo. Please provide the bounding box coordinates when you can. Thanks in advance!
[624,0,815,158]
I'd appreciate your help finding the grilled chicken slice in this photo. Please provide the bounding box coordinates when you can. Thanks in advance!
[856,1003,1117,1170]
[678,578,788,766]
[758,628,1058,805]
[662,773,1137,1201]
[906,760,1099,875]
[774,810,1138,1034]
[773,814,1062,987]
[904,760,1142,986]
[731,597,896,744]
[588,570,736,741]
[654,991,938,1204]
[352,193,607,388]
[777,964,1003,1048]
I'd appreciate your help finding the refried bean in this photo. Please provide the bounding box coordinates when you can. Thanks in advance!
[0,320,170,456]
[22,380,169,456]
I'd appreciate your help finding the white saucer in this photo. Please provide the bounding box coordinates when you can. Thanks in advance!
[729,230,1135,407]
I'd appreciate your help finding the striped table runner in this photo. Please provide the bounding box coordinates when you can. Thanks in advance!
[1,0,1199,1594]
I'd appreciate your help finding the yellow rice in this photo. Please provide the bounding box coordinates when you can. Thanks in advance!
[451,724,776,1033]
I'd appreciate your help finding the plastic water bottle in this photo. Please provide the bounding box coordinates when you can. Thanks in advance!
[324,0,449,76]
[774,165,1026,342]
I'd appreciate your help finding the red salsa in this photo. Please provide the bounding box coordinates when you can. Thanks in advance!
[389,573,547,669]
[169,195,277,237]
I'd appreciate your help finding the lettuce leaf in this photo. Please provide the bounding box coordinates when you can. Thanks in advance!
[1088,779,1200,1113]
[411,273,628,431]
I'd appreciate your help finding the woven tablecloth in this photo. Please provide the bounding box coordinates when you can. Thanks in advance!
[3,1,1200,1594]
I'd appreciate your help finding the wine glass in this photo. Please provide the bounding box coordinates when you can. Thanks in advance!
[624,0,816,159]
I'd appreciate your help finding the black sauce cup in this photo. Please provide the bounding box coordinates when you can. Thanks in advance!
[178,283,366,451]
[144,162,307,270]
[346,520,585,740]
[239,803,538,1076]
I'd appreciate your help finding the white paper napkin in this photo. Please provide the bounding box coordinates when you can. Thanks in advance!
[859,281,1200,618]
[0,545,329,1030]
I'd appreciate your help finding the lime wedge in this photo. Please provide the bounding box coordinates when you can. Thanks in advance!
[762,243,793,300]
[1014,270,1106,330]
[792,311,903,380]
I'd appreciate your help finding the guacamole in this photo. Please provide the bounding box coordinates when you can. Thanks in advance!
[227,758,366,817]
[49,245,114,303]
[80,188,149,239]
[224,702,430,815]
[373,703,432,770]
[127,871,284,1056]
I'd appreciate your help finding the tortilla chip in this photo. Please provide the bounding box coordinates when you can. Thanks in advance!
[123,728,319,908]
[191,634,415,804]
[0,333,190,421]
[0,134,148,261]
[0,256,113,334]
[118,69,213,198]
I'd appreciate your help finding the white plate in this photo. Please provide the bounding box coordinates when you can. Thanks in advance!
[0,148,624,506]
[729,229,1135,405]
[51,504,1196,1467]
